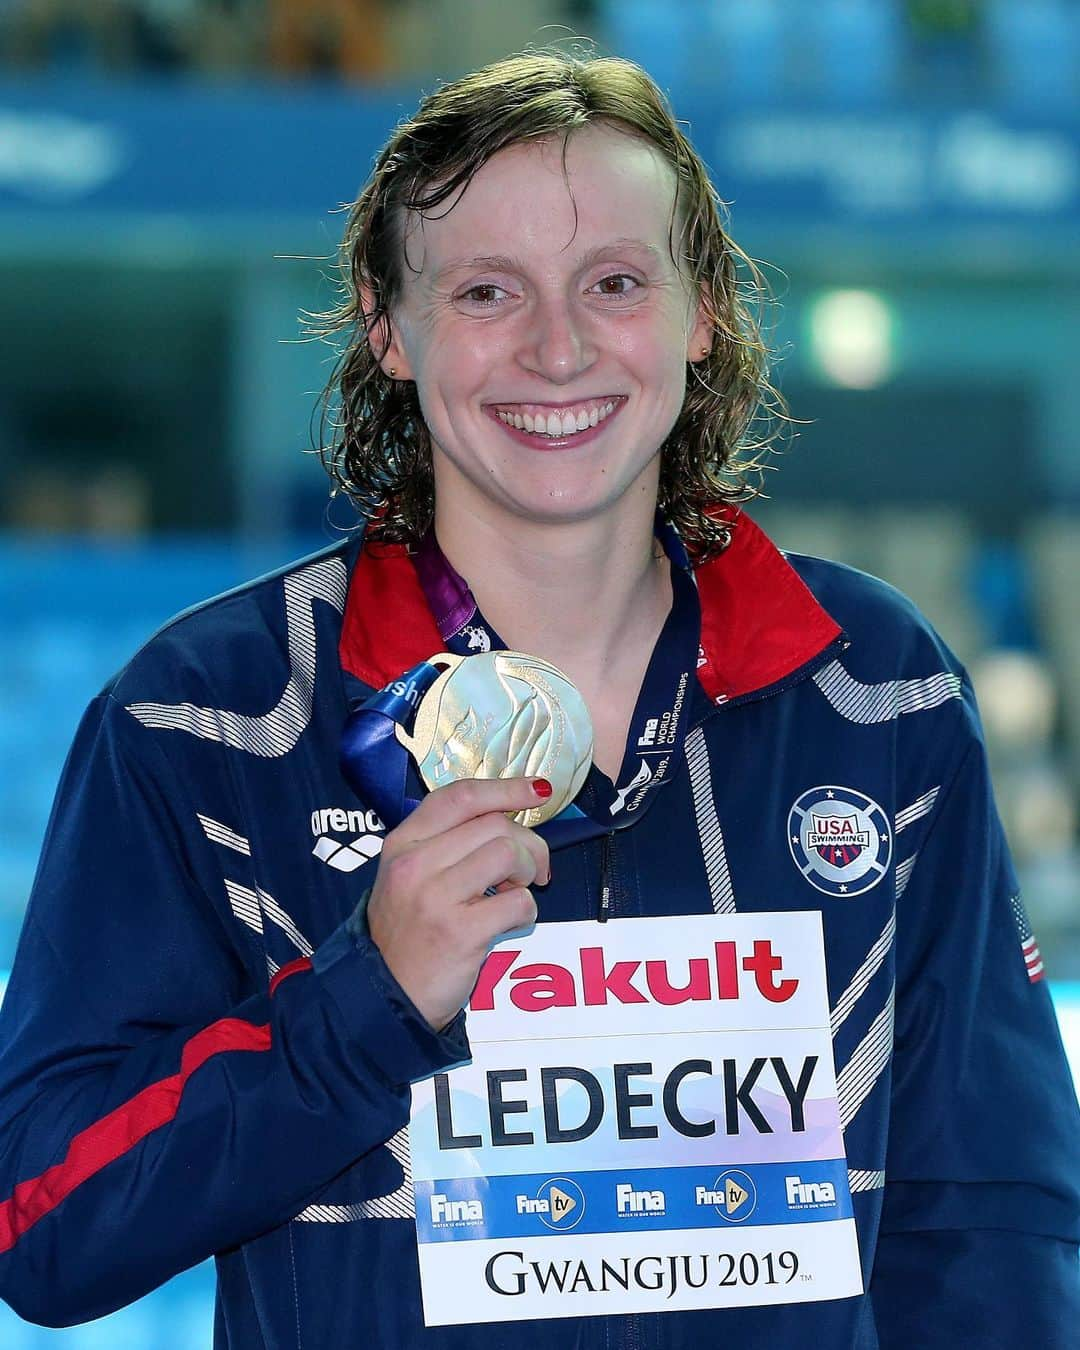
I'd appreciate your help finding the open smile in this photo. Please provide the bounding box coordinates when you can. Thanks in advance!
[484,397,627,449]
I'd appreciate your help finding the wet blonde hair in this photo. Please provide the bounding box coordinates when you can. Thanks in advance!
[312,48,785,559]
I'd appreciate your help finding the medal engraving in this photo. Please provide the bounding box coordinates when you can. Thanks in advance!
[396,651,593,824]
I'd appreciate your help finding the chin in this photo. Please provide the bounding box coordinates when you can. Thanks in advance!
[506,491,634,529]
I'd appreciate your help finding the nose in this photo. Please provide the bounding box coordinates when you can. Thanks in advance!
[517,295,597,384]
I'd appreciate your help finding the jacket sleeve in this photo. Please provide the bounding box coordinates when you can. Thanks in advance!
[870,676,1080,1345]
[0,692,465,1328]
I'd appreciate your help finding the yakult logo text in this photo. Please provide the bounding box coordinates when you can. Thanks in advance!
[470,940,799,1014]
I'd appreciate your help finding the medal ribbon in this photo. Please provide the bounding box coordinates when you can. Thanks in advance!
[339,659,445,832]
[412,529,508,656]
[340,518,701,851]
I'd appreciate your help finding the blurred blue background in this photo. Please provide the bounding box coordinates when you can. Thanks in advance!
[1,0,1079,1342]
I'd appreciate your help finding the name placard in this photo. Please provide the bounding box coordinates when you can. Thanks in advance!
[409,913,862,1325]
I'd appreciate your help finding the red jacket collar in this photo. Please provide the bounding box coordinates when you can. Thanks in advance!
[693,508,842,702]
[339,508,841,704]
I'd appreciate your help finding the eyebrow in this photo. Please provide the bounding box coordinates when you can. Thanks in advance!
[432,239,664,283]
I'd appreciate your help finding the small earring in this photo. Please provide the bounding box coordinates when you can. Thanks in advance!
[389,367,397,377]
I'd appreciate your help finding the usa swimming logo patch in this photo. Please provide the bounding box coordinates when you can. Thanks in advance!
[788,786,891,897]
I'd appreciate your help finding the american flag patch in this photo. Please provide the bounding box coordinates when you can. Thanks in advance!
[1010,894,1045,983]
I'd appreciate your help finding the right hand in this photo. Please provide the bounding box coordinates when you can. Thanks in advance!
[366,777,552,1031]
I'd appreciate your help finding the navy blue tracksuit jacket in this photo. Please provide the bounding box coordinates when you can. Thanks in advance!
[0,510,1076,1346]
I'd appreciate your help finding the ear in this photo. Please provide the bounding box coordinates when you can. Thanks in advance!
[686,289,713,364]
[359,281,415,381]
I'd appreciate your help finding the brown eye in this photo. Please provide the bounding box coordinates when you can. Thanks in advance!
[593,274,640,297]
[459,284,508,307]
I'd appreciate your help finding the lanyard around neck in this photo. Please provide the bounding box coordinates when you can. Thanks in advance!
[340,518,702,851]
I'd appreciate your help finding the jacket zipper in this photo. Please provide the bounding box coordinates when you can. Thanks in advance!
[597,832,615,922]
[595,830,643,1350]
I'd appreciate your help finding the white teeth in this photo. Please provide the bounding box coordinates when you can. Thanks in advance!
[496,400,619,436]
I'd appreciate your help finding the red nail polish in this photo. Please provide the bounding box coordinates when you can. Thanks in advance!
[533,778,553,798]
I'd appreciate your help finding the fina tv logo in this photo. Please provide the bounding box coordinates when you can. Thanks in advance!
[695,1169,757,1223]
[515,1177,586,1231]
[788,785,892,897]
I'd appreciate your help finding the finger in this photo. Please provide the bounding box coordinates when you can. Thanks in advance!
[393,776,553,846]
[412,812,550,885]
[461,885,538,950]
[434,834,543,904]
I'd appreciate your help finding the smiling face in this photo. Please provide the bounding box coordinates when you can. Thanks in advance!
[375,122,712,539]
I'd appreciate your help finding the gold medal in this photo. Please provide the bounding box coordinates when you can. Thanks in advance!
[395,651,593,826]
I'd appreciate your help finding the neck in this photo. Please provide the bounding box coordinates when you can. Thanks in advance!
[432,501,669,682]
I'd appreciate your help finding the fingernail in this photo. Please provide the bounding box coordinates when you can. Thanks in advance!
[533,778,553,798]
